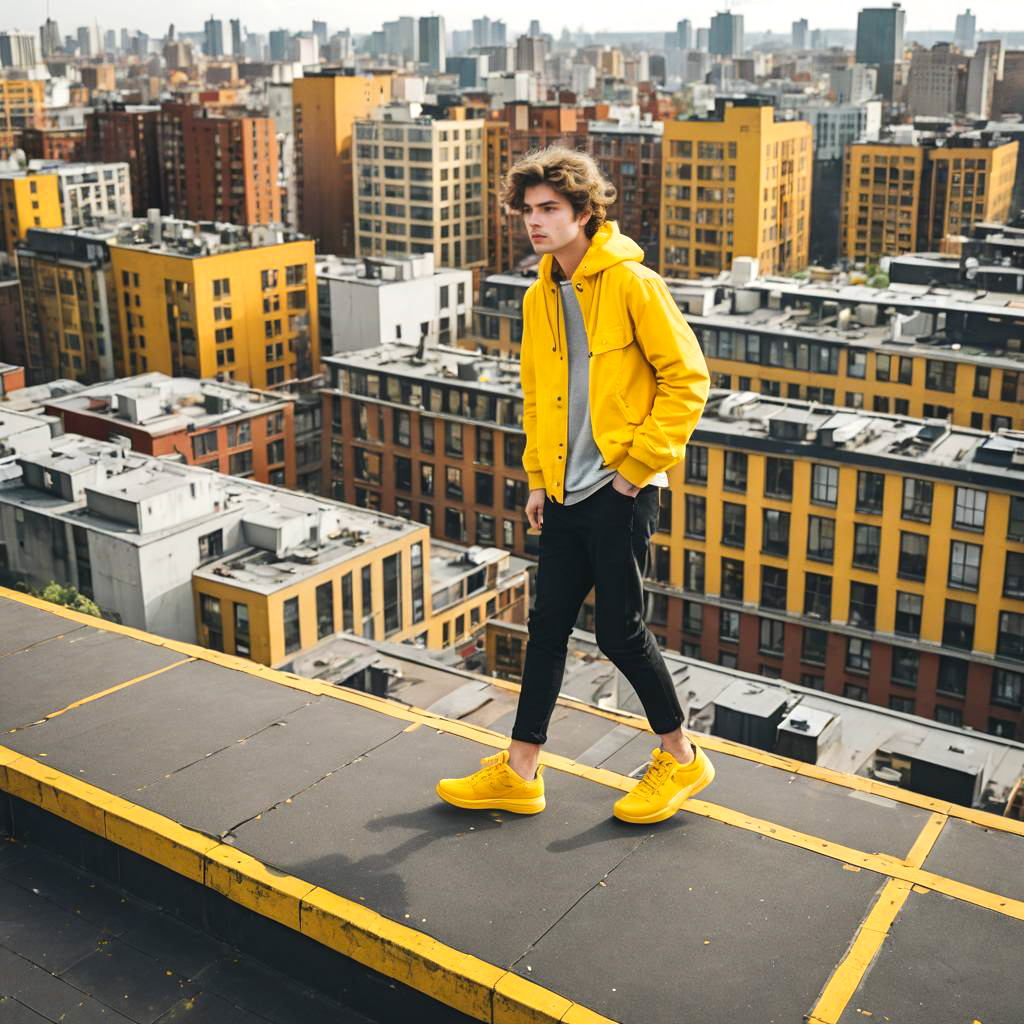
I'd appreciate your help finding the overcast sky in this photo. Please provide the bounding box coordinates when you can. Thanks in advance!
[6,1,1019,37]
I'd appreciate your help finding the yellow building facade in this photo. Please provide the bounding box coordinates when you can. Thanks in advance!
[0,79,44,156]
[660,99,812,279]
[107,231,318,388]
[0,172,62,257]
[841,139,1019,264]
[293,71,393,257]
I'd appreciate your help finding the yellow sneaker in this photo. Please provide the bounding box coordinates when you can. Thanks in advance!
[436,749,546,814]
[612,743,715,824]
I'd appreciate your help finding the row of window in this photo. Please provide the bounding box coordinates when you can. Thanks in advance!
[190,412,286,458]
[679,551,1023,658]
[684,446,1023,537]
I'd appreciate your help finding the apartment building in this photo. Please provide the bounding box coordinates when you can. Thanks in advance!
[106,215,317,388]
[667,391,1023,738]
[316,251,471,356]
[20,127,86,162]
[321,343,538,559]
[352,102,486,272]
[0,170,61,256]
[84,105,161,215]
[0,79,44,156]
[660,97,812,279]
[840,131,1018,264]
[157,102,280,226]
[0,425,528,666]
[15,226,119,384]
[42,373,297,488]
[588,116,663,271]
[668,271,1024,432]
[48,161,133,226]
[462,272,529,358]
[293,70,394,256]
[483,102,589,273]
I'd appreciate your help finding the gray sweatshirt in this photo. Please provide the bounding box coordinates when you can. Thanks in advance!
[557,280,668,505]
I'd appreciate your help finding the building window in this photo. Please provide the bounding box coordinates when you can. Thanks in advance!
[846,637,871,674]
[233,603,250,657]
[684,550,705,593]
[758,617,784,655]
[891,647,918,687]
[937,657,968,698]
[852,523,881,569]
[844,684,868,702]
[803,573,831,621]
[723,451,747,492]
[997,611,1024,660]
[229,450,253,476]
[445,466,463,500]
[685,445,708,483]
[315,581,335,640]
[901,478,933,523]
[760,566,787,610]
[361,564,374,639]
[807,515,835,563]
[801,627,827,665]
[935,705,963,727]
[198,529,223,563]
[283,596,300,654]
[383,552,402,636]
[476,427,494,465]
[925,359,956,392]
[722,502,746,548]
[1009,496,1024,541]
[341,572,354,632]
[855,471,885,515]
[942,599,975,651]
[682,600,703,635]
[948,541,981,591]
[420,417,435,453]
[719,608,741,642]
[848,582,876,630]
[898,532,928,580]
[192,431,218,458]
[764,457,793,500]
[893,592,922,638]
[685,494,706,539]
[952,487,986,532]
[993,669,1023,709]
[444,421,463,457]
[720,557,743,601]
[1005,551,1024,599]
[810,464,838,506]
[200,594,223,651]
[762,509,790,556]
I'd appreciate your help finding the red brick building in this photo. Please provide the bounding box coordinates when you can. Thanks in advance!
[43,373,297,488]
[85,105,161,215]
[20,127,86,162]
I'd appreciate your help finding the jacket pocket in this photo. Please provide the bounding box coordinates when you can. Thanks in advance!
[590,323,634,354]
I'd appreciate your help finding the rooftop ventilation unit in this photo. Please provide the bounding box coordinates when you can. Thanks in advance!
[712,680,789,752]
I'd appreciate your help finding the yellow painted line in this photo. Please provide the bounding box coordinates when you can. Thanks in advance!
[807,878,914,1024]
[38,658,194,722]
[807,807,950,1023]
[0,746,615,1024]
[3,589,1023,922]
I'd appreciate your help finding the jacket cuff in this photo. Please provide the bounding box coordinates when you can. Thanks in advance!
[527,470,546,491]
[616,455,656,489]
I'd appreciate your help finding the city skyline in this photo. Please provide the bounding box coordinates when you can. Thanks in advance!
[3,1,1022,38]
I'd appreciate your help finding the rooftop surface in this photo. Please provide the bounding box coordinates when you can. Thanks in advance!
[1,589,1021,1024]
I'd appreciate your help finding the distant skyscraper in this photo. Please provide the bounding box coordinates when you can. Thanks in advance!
[696,27,709,51]
[269,29,289,62]
[472,17,506,48]
[954,9,976,51]
[40,18,61,57]
[103,29,116,54]
[855,4,906,99]
[792,19,809,50]
[0,32,37,68]
[312,20,328,51]
[677,19,693,50]
[528,20,541,38]
[77,25,99,58]
[203,16,223,58]
[418,15,445,74]
[230,19,242,57]
[709,11,744,58]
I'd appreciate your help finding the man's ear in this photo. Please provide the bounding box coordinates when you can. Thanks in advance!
[579,206,592,228]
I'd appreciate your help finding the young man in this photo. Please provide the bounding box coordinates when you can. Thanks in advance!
[436,147,713,824]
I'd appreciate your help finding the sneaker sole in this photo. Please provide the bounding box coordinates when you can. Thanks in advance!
[612,758,716,825]
[435,785,546,814]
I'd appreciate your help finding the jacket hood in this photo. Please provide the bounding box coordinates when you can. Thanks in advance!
[538,221,644,285]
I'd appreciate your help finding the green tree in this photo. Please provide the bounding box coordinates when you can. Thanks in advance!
[35,582,103,618]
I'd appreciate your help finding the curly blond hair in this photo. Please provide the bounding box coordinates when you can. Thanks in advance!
[500,146,616,239]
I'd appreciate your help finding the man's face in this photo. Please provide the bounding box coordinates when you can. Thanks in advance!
[521,182,590,254]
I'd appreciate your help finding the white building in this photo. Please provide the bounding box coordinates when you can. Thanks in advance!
[0,32,37,68]
[829,65,878,103]
[316,251,471,355]
[47,162,133,227]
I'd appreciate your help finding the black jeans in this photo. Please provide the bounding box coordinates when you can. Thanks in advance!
[511,480,685,745]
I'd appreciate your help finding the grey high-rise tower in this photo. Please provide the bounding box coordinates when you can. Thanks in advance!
[709,11,744,58]
[954,9,976,51]
[418,15,445,73]
[204,15,223,57]
[676,19,692,50]
[792,19,809,50]
[855,4,906,100]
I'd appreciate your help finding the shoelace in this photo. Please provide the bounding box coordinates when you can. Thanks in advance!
[475,752,510,786]
[634,757,672,798]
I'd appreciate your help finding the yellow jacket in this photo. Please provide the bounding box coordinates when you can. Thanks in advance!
[519,221,711,502]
